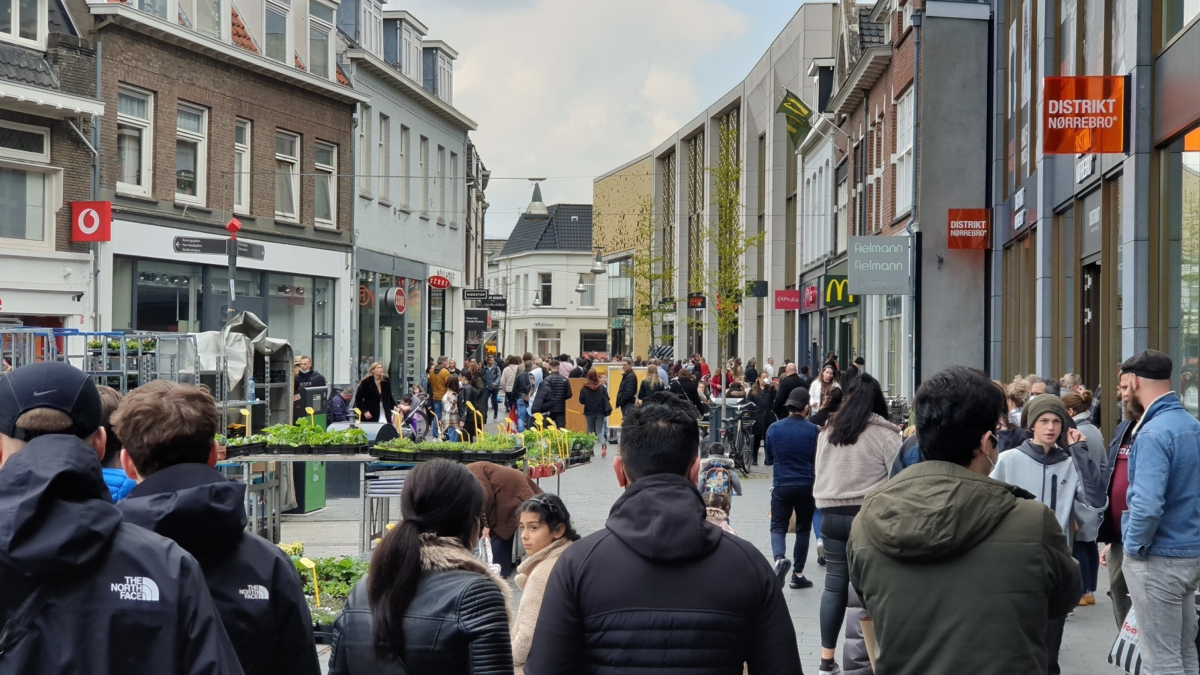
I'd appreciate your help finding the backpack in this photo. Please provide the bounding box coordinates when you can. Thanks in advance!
[700,464,732,496]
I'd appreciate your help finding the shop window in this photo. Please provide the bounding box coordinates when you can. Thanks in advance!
[134,260,204,333]
[535,330,561,358]
[0,0,46,48]
[1168,126,1200,416]
[234,119,251,214]
[275,131,300,220]
[580,331,607,355]
[117,86,153,197]
[175,103,207,204]
[358,270,378,376]
[429,288,448,359]
[314,142,336,228]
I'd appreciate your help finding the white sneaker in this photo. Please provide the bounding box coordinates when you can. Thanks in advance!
[817,538,826,566]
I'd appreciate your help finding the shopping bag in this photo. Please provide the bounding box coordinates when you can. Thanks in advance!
[1108,608,1144,675]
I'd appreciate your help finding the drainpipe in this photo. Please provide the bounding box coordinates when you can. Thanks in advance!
[906,8,923,396]
[92,40,102,331]
[349,97,360,382]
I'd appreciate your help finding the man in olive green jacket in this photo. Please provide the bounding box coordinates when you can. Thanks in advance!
[848,367,1081,675]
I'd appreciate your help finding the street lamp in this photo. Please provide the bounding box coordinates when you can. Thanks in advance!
[532,291,542,307]
[575,274,586,294]
[590,250,606,276]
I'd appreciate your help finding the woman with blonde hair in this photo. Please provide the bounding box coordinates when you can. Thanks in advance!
[353,362,397,423]
[637,364,665,403]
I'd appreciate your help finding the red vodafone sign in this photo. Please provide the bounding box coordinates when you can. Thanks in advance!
[427,275,451,290]
[71,201,111,242]
[774,290,800,311]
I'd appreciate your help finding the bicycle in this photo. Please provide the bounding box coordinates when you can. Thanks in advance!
[717,402,756,477]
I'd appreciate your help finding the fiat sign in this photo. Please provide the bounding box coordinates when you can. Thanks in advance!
[71,201,112,242]
[427,275,451,290]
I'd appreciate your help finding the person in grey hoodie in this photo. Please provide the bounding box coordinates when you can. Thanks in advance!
[990,393,1106,675]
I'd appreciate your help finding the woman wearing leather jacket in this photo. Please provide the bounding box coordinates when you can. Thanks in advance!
[329,460,514,675]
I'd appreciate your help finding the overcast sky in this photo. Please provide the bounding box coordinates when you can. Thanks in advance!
[396,0,806,239]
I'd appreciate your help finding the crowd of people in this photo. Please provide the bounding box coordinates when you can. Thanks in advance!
[4,344,1200,675]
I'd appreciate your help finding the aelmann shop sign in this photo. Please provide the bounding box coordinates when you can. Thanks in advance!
[947,209,991,250]
[1043,76,1126,154]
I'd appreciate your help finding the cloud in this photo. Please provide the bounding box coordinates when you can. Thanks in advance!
[395,0,749,237]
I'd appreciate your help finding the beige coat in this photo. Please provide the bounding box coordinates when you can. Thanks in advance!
[511,537,571,669]
[813,413,901,509]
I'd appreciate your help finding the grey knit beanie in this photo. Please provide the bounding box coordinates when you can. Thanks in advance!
[1022,394,1069,431]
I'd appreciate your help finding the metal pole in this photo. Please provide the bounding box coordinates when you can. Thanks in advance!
[906,9,923,398]
[91,40,102,331]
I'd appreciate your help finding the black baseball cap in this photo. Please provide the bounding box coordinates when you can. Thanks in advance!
[0,362,102,441]
[785,387,811,411]
[1120,350,1173,381]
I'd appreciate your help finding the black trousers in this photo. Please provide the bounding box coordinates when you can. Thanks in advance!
[819,511,857,650]
[770,484,816,574]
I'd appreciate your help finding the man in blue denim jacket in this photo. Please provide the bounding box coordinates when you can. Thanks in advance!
[1121,349,1200,675]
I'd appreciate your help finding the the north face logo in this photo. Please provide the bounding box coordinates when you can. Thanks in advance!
[239,585,270,600]
[111,576,160,601]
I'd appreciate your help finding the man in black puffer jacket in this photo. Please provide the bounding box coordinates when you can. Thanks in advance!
[0,362,243,675]
[532,360,571,428]
[114,380,319,675]
[526,398,801,674]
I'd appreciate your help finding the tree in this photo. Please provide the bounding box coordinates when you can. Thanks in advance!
[628,197,675,350]
[687,119,764,419]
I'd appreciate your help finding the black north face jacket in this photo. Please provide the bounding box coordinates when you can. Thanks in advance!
[0,435,243,675]
[120,463,320,675]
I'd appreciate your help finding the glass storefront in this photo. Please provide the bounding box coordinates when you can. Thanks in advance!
[357,269,426,399]
[1169,126,1200,415]
[111,255,336,377]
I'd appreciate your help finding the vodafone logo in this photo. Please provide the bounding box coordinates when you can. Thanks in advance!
[71,201,112,242]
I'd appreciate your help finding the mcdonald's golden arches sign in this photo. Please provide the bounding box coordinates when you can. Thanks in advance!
[824,275,857,307]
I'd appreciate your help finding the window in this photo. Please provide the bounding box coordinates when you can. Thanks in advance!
[0,0,45,47]
[175,103,207,204]
[420,136,429,216]
[309,0,333,79]
[314,142,336,228]
[436,145,445,223]
[449,151,458,226]
[0,120,49,163]
[401,23,417,79]
[437,53,453,103]
[117,87,153,197]
[540,272,553,307]
[265,1,289,64]
[140,0,168,20]
[894,88,914,216]
[535,330,561,358]
[358,105,370,196]
[195,0,221,38]
[0,121,52,249]
[275,131,300,220]
[378,114,390,202]
[902,0,913,31]
[233,119,250,214]
[836,177,848,254]
[400,125,410,208]
[579,273,596,307]
[360,0,382,58]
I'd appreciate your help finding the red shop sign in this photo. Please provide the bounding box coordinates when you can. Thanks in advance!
[801,285,820,312]
[947,209,991,250]
[71,201,112,242]
[427,275,451,290]
[774,290,800,311]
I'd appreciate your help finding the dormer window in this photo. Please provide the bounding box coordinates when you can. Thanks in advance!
[421,41,456,104]
[0,0,47,48]
[360,0,382,58]
[265,0,290,64]
[309,0,334,79]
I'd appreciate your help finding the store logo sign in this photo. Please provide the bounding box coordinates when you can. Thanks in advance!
[774,290,800,311]
[847,237,911,295]
[802,285,820,313]
[1043,76,1127,154]
[427,275,451,290]
[71,201,111,242]
[948,209,990,250]
[824,276,857,307]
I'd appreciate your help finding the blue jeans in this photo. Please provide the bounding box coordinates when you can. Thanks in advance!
[433,401,442,419]
[444,426,459,442]
[813,508,823,541]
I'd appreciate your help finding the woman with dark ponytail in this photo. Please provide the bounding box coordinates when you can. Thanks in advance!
[510,493,579,673]
[328,459,514,675]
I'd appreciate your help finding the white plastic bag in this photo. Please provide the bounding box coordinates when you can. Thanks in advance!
[476,537,501,576]
[1108,608,1144,675]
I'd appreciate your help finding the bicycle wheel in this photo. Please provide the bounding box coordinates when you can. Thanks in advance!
[740,430,755,476]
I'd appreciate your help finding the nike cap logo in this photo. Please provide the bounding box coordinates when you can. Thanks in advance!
[32,390,57,397]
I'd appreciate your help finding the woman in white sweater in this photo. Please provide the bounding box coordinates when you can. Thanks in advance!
[809,364,841,412]
[812,373,901,675]
[511,493,580,673]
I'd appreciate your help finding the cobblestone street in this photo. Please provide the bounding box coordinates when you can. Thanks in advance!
[285,450,1120,674]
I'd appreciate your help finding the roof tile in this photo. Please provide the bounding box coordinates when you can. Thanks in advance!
[231,6,258,54]
[499,204,593,257]
[0,43,59,89]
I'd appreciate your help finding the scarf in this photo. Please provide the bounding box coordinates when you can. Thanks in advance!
[514,537,570,590]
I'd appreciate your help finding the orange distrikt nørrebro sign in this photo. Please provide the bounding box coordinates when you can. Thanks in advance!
[1043,76,1126,154]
